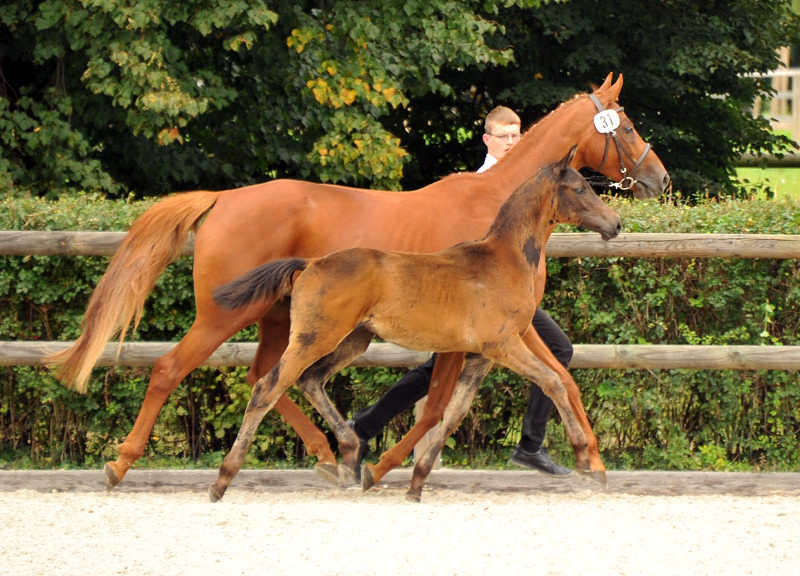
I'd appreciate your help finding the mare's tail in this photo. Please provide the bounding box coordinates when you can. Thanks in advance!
[213,258,308,310]
[44,191,220,393]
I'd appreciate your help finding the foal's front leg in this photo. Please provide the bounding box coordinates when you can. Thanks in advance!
[485,336,593,477]
[406,354,493,502]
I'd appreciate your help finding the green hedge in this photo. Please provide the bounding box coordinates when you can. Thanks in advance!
[1,193,799,471]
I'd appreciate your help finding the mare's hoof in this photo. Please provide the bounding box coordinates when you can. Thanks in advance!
[208,485,224,503]
[314,463,341,487]
[103,463,122,492]
[405,491,422,504]
[361,464,377,492]
[575,468,608,488]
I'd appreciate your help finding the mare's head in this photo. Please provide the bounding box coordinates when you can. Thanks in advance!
[572,73,671,199]
[548,145,621,241]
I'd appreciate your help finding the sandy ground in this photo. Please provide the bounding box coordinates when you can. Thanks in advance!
[1,469,799,576]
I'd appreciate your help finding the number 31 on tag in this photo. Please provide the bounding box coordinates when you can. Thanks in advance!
[593,109,620,134]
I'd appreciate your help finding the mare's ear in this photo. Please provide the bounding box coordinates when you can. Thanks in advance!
[610,73,623,99]
[595,73,623,105]
[558,144,578,171]
[597,73,613,91]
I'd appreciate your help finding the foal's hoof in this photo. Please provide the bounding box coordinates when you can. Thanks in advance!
[103,463,122,492]
[575,468,608,488]
[314,462,341,487]
[405,490,422,504]
[208,485,224,503]
[361,464,377,492]
[337,463,359,487]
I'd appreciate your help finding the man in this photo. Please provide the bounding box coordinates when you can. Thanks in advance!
[348,106,572,477]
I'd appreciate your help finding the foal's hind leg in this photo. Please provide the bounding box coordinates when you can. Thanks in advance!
[362,352,465,491]
[406,354,493,503]
[208,355,304,502]
[250,315,339,473]
[293,328,374,486]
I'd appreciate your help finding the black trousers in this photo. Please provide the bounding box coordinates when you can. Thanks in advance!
[352,308,573,452]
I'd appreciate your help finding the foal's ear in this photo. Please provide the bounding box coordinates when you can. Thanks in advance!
[557,144,578,172]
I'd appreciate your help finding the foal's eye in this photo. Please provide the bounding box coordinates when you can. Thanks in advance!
[574,186,586,196]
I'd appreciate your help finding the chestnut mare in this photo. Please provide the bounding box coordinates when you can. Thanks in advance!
[208,147,621,502]
[46,74,669,491]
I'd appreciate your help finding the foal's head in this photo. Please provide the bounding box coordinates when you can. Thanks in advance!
[548,145,621,241]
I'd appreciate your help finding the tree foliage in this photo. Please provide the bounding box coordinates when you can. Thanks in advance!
[396,0,800,196]
[0,0,524,197]
[0,0,798,199]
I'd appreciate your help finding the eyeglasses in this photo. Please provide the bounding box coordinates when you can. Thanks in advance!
[487,133,522,143]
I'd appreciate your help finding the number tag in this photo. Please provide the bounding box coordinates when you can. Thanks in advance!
[593,109,620,134]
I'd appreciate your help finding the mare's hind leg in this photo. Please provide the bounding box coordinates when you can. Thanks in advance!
[105,317,239,491]
[362,352,465,491]
[486,336,592,477]
[521,328,606,484]
[250,315,339,474]
[293,328,374,486]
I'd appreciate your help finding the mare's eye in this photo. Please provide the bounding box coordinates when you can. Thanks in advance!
[624,125,634,134]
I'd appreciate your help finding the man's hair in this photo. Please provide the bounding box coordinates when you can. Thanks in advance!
[484,106,521,133]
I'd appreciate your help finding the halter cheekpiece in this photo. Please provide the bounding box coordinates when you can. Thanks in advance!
[588,94,652,191]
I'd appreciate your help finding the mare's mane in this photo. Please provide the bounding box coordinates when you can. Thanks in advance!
[438,92,587,185]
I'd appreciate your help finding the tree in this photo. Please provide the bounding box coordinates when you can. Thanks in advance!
[0,0,528,197]
[1,0,797,199]
[393,0,800,197]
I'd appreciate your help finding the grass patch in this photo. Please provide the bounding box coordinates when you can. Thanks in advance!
[736,166,800,199]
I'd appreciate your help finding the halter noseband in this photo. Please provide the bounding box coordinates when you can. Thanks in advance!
[588,93,652,191]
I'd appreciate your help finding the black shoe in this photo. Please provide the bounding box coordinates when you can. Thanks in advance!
[510,446,572,477]
[346,420,369,472]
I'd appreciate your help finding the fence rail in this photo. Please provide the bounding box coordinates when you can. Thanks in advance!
[2,231,799,371]
[3,230,800,258]
[751,65,800,137]
[3,341,800,371]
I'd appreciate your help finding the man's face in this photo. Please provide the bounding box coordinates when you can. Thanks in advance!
[482,122,522,160]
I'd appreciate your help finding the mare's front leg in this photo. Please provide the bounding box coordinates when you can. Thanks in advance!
[293,328,374,486]
[362,352,465,491]
[406,354,493,502]
[521,328,606,484]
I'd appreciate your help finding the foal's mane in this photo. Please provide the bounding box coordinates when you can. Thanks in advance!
[483,165,550,239]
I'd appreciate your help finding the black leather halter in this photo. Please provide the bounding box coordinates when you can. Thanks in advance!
[588,94,652,190]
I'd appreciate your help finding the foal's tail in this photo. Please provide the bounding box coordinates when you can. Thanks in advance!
[213,258,308,310]
[44,191,220,394]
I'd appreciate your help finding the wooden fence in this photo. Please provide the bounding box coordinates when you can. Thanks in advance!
[2,230,800,370]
